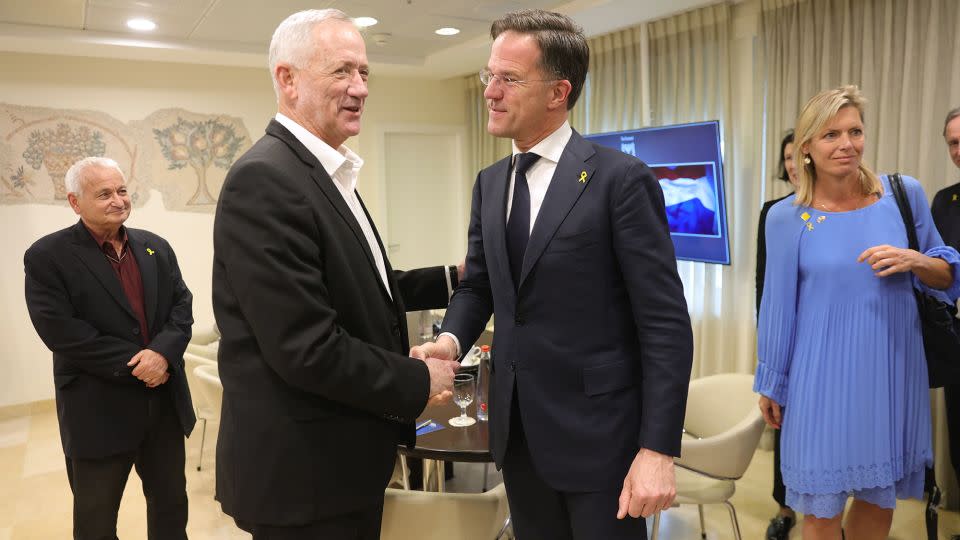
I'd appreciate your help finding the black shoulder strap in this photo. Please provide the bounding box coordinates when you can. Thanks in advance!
[889,173,920,252]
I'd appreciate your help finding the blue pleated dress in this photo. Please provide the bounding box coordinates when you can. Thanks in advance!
[754,175,960,518]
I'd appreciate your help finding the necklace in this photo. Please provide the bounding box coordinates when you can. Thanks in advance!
[813,193,876,212]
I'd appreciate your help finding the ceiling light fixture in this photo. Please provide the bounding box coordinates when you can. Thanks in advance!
[435,27,460,36]
[126,18,157,32]
[353,17,378,28]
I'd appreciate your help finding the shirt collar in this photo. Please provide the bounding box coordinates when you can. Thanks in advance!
[83,223,128,253]
[511,121,572,165]
[275,113,364,192]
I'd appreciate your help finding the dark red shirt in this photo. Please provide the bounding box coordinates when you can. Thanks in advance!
[86,225,150,346]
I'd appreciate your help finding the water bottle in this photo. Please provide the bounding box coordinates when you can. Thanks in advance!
[476,345,491,421]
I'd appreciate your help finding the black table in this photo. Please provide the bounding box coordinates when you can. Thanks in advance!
[397,394,493,492]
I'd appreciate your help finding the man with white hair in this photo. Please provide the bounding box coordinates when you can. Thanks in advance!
[24,156,195,539]
[212,9,460,538]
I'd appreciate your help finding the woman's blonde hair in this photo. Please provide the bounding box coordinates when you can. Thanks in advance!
[793,85,882,206]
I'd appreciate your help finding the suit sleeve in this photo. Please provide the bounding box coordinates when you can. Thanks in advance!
[216,161,429,420]
[393,266,449,311]
[24,244,142,383]
[440,172,495,350]
[611,161,693,457]
[146,240,194,376]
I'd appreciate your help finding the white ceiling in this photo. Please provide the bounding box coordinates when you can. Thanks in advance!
[0,0,719,78]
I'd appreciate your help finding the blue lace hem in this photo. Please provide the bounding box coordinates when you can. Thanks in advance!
[786,462,927,518]
[782,450,931,494]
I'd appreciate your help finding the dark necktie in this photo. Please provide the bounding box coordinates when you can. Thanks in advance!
[506,152,540,288]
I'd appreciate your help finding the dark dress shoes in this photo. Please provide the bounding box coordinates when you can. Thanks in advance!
[765,514,795,540]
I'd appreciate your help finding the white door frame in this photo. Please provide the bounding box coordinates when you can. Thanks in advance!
[375,123,468,258]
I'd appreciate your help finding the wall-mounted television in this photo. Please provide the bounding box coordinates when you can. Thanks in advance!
[584,121,730,265]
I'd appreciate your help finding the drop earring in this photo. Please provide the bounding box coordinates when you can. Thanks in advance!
[803,155,811,165]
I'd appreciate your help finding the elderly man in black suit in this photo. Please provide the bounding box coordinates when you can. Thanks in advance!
[24,156,195,539]
[212,8,461,539]
[413,9,693,540]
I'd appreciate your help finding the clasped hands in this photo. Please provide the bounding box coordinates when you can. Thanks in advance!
[127,349,169,387]
[409,335,460,406]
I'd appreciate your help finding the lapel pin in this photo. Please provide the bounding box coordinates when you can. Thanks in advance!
[146,248,155,255]
[953,194,958,201]
[806,222,814,231]
[816,215,826,223]
[801,212,810,222]
[578,171,587,183]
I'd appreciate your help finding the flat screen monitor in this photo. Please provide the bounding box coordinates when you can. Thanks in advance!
[584,121,730,265]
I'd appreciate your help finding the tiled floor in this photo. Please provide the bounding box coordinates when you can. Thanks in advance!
[2,403,958,539]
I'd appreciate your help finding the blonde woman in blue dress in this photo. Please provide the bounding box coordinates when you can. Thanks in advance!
[755,85,960,539]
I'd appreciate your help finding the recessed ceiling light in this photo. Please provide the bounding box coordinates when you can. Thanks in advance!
[353,17,378,28]
[435,27,460,36]
[126,18,157,32]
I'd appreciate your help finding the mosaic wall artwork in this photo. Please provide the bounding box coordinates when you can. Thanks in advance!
[0,104,251,213]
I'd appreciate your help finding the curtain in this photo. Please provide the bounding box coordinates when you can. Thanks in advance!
[760,0,960,202]
[646,4,759,378]
[760,0,960,506]
[574,25,648,134]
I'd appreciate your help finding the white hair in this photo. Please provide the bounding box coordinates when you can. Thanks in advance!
[268,9,353,98]
[65,156,124,197]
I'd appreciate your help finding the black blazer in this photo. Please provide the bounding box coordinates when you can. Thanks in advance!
[24,221,195,459]
[931,182,960,252]
[441,130,693,492]
[756,193,792,315]
[212,120,451,526]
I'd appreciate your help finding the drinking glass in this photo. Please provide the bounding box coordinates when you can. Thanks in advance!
[449,373,476,427]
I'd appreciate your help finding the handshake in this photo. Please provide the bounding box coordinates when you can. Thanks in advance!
[410,335,460,406]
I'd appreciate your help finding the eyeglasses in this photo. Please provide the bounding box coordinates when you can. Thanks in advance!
[479,68,558,89]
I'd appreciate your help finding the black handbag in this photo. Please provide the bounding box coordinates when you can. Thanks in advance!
[889,173,960,388]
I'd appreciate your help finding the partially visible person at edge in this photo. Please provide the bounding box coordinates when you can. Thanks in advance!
[930,106,960,540]
[756,85,960,540]
[756,130,798,540]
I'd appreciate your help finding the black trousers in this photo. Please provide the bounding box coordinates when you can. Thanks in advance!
[234,501,384,540]
[772,420,788,508]
[501,397,645,540]
[64,390,187,540]
[945,384,960,486]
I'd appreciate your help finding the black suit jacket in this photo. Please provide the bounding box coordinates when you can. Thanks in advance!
[756,193,792,315]
[441,130,693,492]
[932,182,960,252]
[212,120,451,525]
[24,221,195,459]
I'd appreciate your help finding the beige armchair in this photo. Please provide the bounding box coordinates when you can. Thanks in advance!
[191,362,222,471]
[190,322,220,346]
[650,373,765,540]
[186,341,218,361]
[381,483,511,540]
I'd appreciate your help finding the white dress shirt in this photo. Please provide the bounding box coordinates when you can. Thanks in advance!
[506,121,573,231]
[275,113,392,299]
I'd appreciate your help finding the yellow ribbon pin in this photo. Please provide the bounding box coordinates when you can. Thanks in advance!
[578,171,587,183]
[146,248,155,255]
[953,194,958,201]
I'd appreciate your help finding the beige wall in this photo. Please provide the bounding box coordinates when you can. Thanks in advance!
[0,52,469,407]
